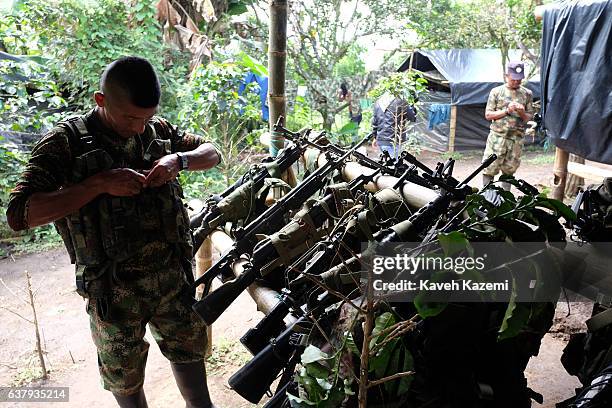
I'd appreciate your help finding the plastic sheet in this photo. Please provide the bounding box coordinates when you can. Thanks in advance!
[408,49,541,105]
[541,0,612,164]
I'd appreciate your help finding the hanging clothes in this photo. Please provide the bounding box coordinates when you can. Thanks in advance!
[238,72,269,121]
[428,103,451,129]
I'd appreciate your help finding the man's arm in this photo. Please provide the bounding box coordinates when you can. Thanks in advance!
[484,88,512,121]
[515,92,534,122]
[22,169,146,230]
[144,142,220,188]
[6,126,149,231]
[515,105,533,122]
[485,108,512,121]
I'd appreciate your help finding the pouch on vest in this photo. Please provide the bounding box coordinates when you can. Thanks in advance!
[144,138,171,163]
[72,149,113,182]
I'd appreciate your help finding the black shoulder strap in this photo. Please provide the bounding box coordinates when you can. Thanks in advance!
[60,115,98,156]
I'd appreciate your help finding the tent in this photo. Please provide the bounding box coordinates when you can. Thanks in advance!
[398,49,541,153]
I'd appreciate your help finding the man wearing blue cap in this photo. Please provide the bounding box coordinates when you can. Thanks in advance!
[482,61,534,190]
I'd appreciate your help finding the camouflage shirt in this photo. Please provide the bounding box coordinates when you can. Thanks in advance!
[7,109,207,272]
[486,84,534,137]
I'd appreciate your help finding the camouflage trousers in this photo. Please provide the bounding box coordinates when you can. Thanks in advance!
[482,131,525,177]
[86,260,207,395]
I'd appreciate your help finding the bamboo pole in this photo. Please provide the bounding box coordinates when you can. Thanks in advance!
[268,0,288,157]
[565,154,585,197]
[448,105,457,153]
[195,237,214,357]
[552,147,569,201]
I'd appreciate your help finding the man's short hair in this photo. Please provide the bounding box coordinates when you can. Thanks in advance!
[100,56,161,108]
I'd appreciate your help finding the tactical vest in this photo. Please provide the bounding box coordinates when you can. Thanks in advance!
[53,115,193,298]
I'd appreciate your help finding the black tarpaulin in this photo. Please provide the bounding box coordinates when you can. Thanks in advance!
[408,49,541,105]
[541,0,612,164]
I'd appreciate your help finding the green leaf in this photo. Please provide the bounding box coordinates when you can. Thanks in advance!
[345,332,360,356]
[297,369,325,403]
[498,276,531,340]
[337,121,358,135]
[394,347,415,396]
[437,230,469,256]
[305,362,331,379]
[369,338,398,378]
[227,3,248,15]
[287,392,316,407]
[238,52,268,76]
[369,312,396,349]
[301,345,329,364]
[413,296,447,318]
[535,196,577,221]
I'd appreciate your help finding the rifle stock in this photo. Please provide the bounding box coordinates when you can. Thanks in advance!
[229,316,308,403]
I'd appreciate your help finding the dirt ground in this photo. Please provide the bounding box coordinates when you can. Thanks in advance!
[0,150,595,407]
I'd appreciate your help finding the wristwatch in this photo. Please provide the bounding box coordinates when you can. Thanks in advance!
[176,152,189,171]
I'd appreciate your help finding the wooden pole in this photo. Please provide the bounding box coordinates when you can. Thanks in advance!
[565,154,585,197]
[268,0,287,157]
[26,271,48,379]
[448,105,457,153]
[552,147,570,201]
[195,237,214,357]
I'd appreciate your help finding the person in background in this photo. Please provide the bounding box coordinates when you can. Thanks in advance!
[482,61,534,190]
[338,82,363,127]
[371,91,417,158]
[338,82,363,145]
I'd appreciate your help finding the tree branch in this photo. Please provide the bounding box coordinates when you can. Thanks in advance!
[367,371,414,388]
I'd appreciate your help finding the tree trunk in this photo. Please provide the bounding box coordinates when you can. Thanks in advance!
[320,107,334,132]
[268,0,287,157]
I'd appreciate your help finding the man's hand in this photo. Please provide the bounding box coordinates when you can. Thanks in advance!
[514,103,526,115]
[144,154,181,188]
[90,168,146,196]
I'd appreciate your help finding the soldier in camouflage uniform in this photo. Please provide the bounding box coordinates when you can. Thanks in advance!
[6,57,221,408]
[483,61,534,190]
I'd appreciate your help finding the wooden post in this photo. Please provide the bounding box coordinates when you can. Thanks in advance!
[268,0,287,157]
[408,49,415,74]
[565,154,585,197]
[552,147,570,201]
[448,105,457,153]
[195,237,214,357]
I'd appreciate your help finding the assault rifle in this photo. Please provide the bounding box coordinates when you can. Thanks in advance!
[238,166,424,356]
[237,160,441,354]
[273,117,433,179]
[240,255,362,356]
[189,133,374,309]
[192,164,383,325]
[228,292,341,403]
[379,154,497,244]
[190,142,304,251]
